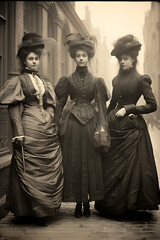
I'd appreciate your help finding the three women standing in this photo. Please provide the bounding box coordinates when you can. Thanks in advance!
[95,34,160,217]
[0,33,64,225]
[1,31,159,224]
[54,33,110,218]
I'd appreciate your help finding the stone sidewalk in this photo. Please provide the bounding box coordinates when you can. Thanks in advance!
[0,202,160,240]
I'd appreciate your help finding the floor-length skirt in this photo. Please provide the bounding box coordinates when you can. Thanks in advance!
[60,114,104,203]
[95,110,160,215]
[6,107,64,217]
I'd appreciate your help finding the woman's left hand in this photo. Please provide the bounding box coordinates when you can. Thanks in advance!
[115,108,126,117]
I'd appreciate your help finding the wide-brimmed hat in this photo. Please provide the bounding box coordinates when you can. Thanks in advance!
[17,33,45,57]
[111,34,141,57]
[65,33,97,58]
[17,32,57,57]
[65,33,96,49]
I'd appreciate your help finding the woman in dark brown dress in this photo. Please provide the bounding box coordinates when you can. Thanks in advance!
[54,33,110,218]
[95,34,160,218]
[0,33,64,225]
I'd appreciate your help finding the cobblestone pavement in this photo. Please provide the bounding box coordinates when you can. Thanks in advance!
[0,126,160,240]
[0,203,160,240]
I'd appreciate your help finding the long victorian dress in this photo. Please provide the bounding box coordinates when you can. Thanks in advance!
[54,66,110,203]
[95,67,160,216]
[0,70,64,217]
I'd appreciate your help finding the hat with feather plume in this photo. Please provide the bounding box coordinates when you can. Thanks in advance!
[17,33,45,57]
[65,33,97,58]
[17,32,57,57]
[111,34,141,57]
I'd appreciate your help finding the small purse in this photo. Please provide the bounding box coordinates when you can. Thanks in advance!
[94,77,111,153]
[94,117,111,152]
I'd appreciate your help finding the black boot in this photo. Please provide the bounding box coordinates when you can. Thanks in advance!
[83,202,91,217]
[35,217,48,226]
[74,202,82,218]
[95,200,104,213]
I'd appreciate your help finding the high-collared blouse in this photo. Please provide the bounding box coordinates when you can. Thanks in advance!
[54,67,110,125]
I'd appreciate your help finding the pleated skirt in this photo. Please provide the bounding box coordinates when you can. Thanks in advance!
[60,114,104,203]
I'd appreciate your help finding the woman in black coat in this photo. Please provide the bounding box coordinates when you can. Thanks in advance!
[95,34,160,217]
[54,33,110,218]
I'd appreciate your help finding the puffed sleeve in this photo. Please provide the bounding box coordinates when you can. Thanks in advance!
[0,76,25,137]
[124,75,157,114]
[54,76,69,124]
[0,76,25,105]
[43,79,56,111]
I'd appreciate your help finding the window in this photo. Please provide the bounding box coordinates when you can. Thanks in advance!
[24,1,36,32]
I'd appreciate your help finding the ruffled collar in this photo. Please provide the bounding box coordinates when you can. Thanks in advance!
[22,67,38,75]
[76,66,88,78]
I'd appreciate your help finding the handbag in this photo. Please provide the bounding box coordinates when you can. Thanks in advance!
[94,116,111,152]
[94,78,111,152]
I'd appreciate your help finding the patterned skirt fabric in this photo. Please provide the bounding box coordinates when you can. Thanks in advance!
[60,114,104,203]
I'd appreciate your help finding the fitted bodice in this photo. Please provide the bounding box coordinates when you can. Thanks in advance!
[69,71,96,124]
[54,67,110,126]
[69,71,95,105]
[108,68,157,115]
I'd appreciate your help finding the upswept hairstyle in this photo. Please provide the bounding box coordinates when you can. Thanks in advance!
[17,47,43,74]
[16,33,45,73]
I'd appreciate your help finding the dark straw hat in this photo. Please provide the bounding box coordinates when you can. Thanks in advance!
[17,33,45,57]
[111,34,141,57]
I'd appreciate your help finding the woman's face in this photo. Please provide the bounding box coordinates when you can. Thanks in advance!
[25,52,40,71]
[75,49,89,67]
[118,54,135,71]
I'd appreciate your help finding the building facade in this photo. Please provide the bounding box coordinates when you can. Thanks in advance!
[143,2,160,121]
[81,5,111,91]
[0,1,91,218]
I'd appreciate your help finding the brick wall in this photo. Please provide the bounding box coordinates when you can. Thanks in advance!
[0,164,10,219]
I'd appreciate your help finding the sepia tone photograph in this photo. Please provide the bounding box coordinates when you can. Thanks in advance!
[0,1,160,239]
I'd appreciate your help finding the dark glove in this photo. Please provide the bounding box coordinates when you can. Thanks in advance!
[12,137,24,149]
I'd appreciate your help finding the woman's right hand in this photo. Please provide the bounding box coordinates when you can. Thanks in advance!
[12,136,24,148]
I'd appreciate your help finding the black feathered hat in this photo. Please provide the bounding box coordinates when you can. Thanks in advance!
[17,33,45,57]
[65,33,97,58]
[111,34,141,57]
